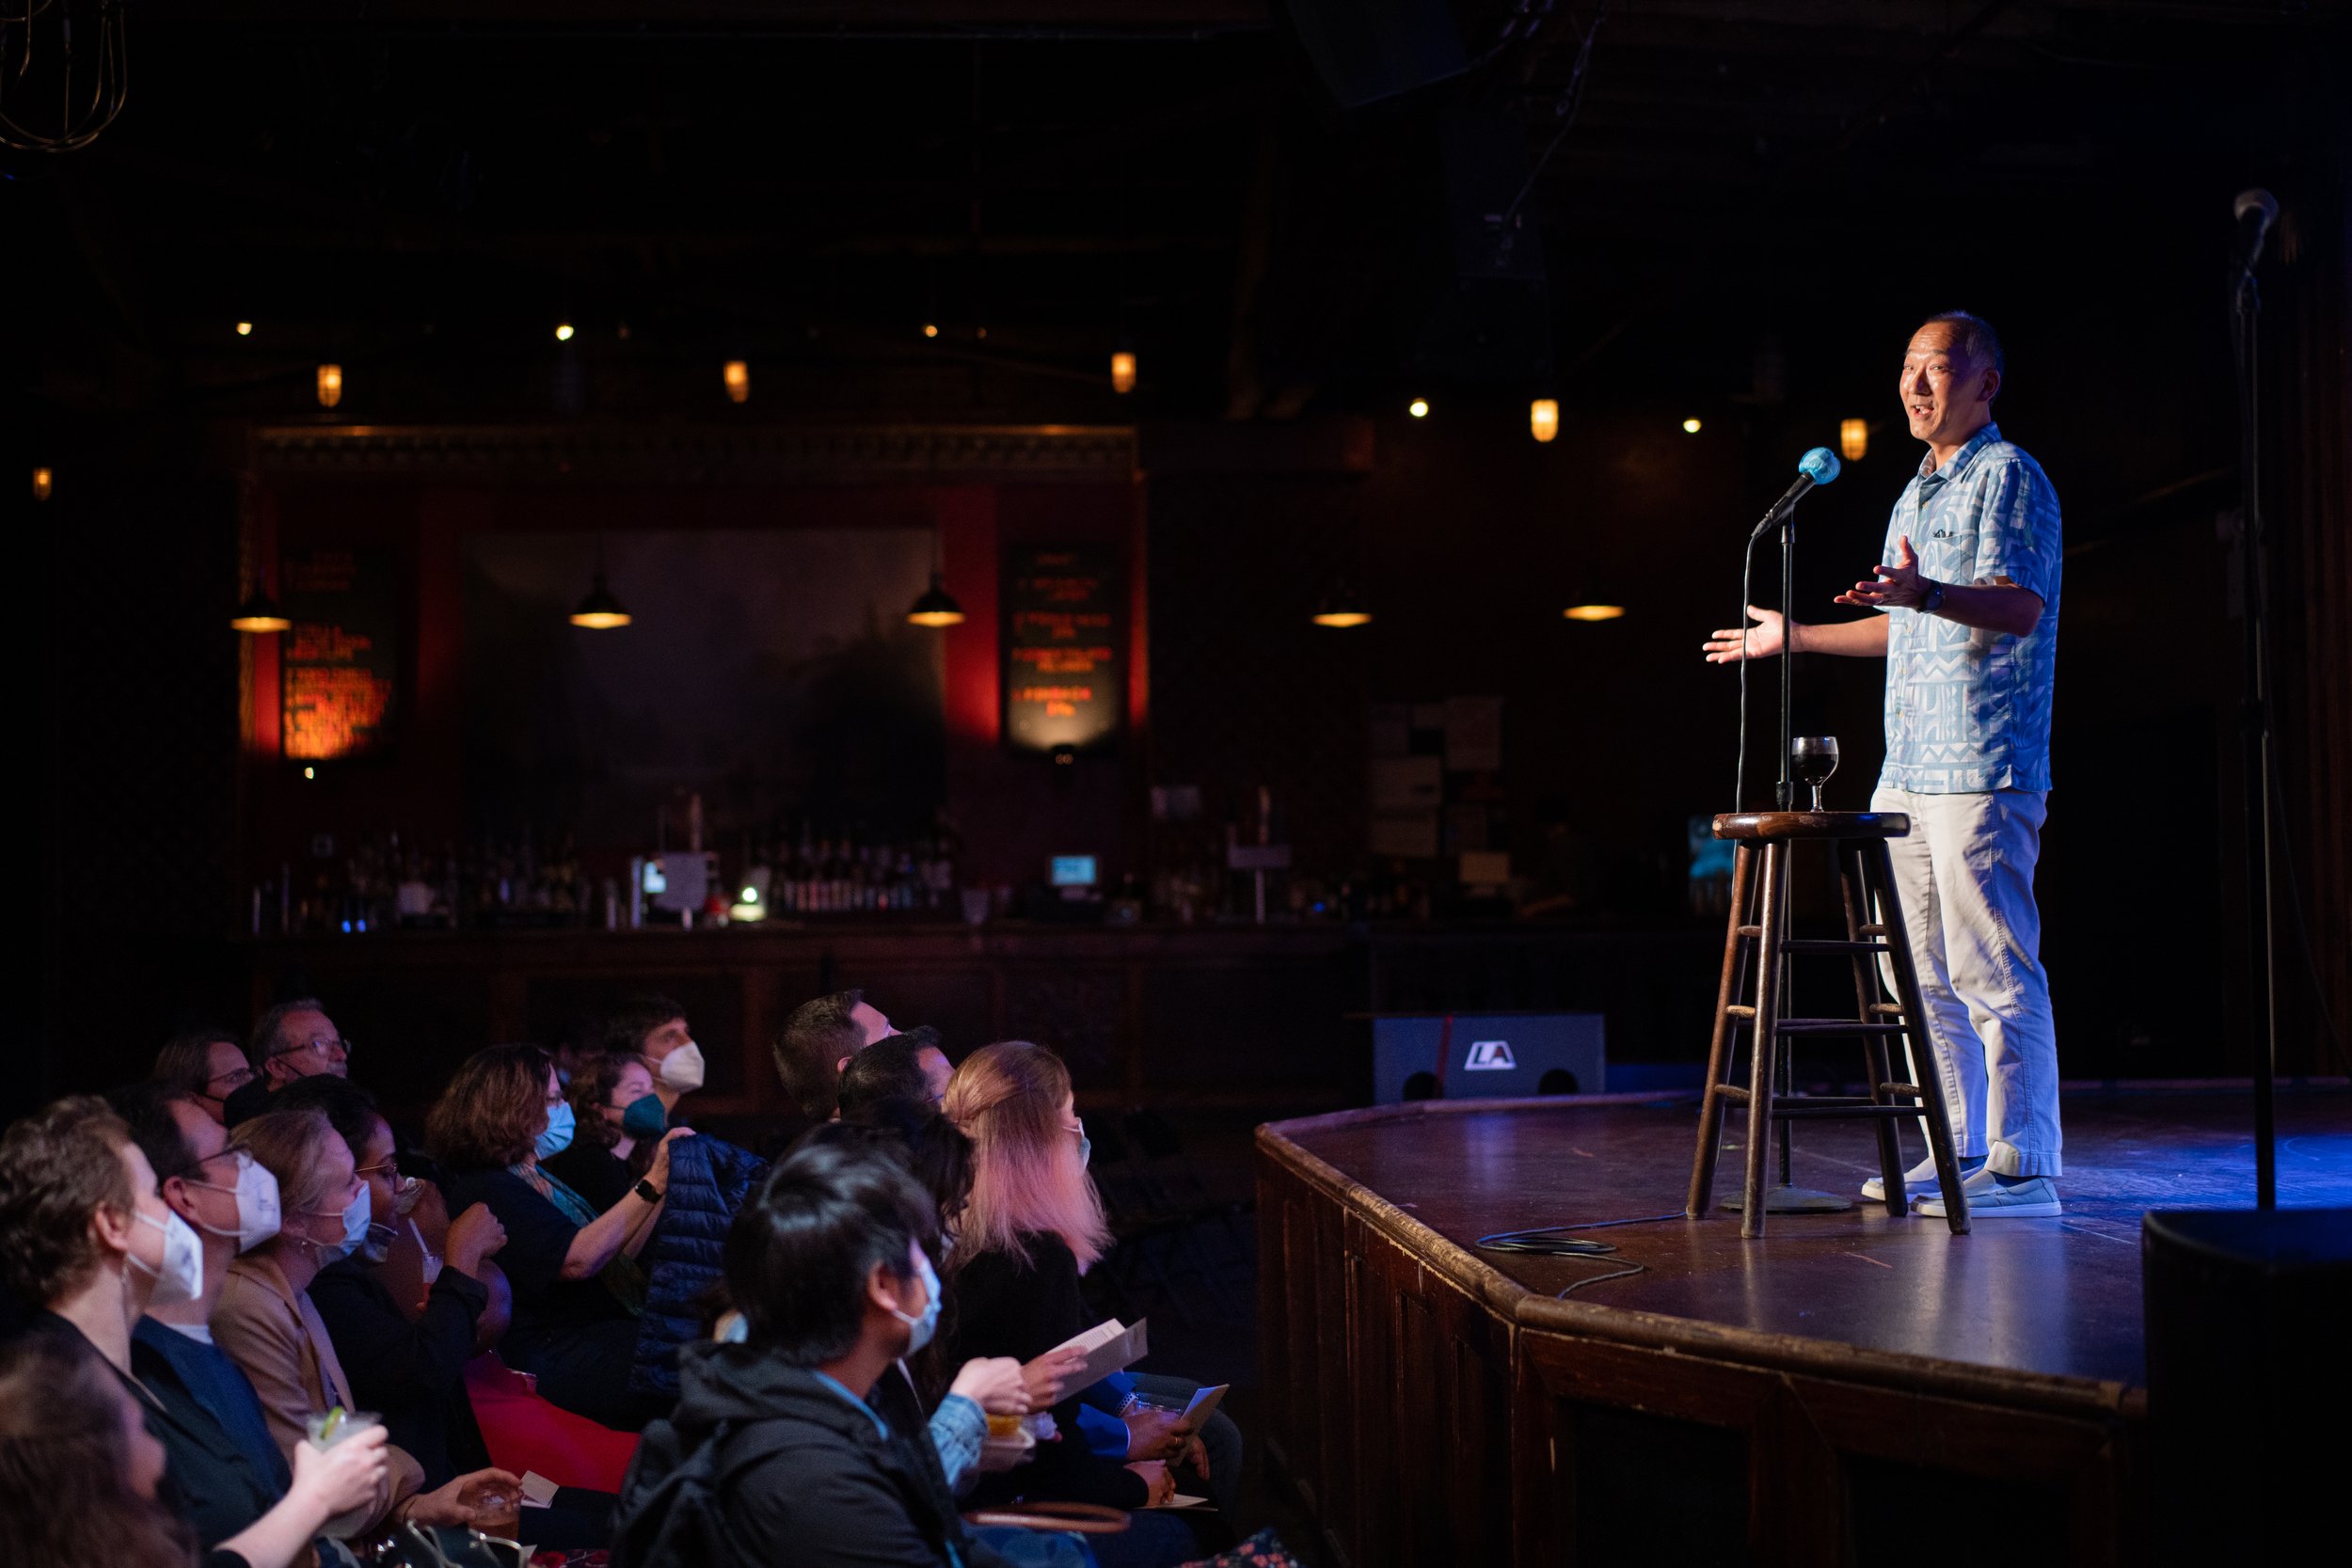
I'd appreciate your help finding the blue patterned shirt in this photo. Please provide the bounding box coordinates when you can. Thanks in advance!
[1877,422,2061,793]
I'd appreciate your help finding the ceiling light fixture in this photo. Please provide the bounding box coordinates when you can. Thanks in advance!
[922,323,939,339]
[1311,585,1373,628]
[1530,399,1559,443]
[316,364,343,409]
[569,573,632,629]
[723,359,751,404]
[1407,399,1430,419]
[1682,417,1702,435]
[1110,351,1137,394]
[231,588,293,634]
[555,323,575,342]
[906,573,966,628]
[1563,603,1627,623]
[1840,419,1869,460]
[32,467,54,501]
[235,321,253,337]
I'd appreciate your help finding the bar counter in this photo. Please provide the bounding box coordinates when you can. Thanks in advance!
[236,922,1722,1123]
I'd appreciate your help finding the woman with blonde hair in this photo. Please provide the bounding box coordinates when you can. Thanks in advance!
[212,1107,519,1538]
[942,1041,1215,1559]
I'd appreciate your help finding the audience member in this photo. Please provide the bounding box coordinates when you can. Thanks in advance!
[613,1139,1012,1568]
[151,1030,255,1127]
[246,999,349,1094]
[548,1051,661,1213]
[213,1107,518,1533]
[429,1044,687,1431]
[604,994,704,1121]
[0,1333,208,1568]
[0,1096,390,1568]
[105,1082,298,1551]
[942,1042,1184,1513]
[271,1075,506,1488]
[773,989,898,1140]
[838,1029,951,1119]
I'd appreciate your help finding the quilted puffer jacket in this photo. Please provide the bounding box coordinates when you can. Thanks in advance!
[628,1132,769,1397]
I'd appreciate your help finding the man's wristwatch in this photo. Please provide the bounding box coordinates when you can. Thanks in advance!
[1919,578,1946,616]
[634,1177,664,1204]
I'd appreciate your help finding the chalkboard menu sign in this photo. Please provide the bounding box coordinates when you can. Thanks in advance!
[1004,544,1123,753]
[279,547,399,762]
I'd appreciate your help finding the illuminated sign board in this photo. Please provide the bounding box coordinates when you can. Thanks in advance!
[1004,544,1123,754]
[279,547,398,762]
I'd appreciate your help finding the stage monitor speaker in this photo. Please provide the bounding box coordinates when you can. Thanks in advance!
[2142,1207,2352,1565]
[1286,0,1470,107]
[1373,1012,1605,1104]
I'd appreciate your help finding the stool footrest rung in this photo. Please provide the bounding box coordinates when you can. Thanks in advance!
[1858,924,1889,937]
[1724,1005,1756,1019]
[1713,1085,1752,1103]
[1867,1003,1904,1016]
[1881,1083,1925,1098]
[1736,925,1762,939]
[1773,1020,1909,1037]
[1778,939,1892,956]
[1772,1104,1918,1121]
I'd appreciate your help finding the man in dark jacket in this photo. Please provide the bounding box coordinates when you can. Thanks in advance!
[613,1140,1002,1568]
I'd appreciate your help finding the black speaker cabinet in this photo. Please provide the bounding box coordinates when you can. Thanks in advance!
[2141,1207,2352,1563]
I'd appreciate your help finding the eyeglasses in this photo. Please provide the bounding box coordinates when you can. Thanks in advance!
[167,1146,253,1187]
[270,1035,353,1063]
[353,1159,401,1180]
[201,1065,257,1096]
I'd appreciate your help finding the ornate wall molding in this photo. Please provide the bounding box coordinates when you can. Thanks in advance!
[250,423,1138,483]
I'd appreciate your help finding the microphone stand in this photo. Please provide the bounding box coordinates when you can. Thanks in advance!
[2230,251,2280,1210]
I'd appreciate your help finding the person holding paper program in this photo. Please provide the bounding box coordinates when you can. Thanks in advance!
[945,1042,1235,1544]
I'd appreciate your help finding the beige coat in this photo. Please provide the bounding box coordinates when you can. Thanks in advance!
[212,1251,426,1529]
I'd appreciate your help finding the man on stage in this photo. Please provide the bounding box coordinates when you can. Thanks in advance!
[1702,310,2064,1216]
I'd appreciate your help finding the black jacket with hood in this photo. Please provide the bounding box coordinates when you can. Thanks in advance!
[614,1338,1007,1568]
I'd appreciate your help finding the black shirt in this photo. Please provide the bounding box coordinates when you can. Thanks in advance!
[438,1166,633,1372]
[308,1257,492,1487]
[946,1231,1146,1510]
[544,1140,637,1216]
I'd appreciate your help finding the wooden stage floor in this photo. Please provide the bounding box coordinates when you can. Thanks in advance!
[1275,1085,2349,1389]
[1253,1085,2349,1566]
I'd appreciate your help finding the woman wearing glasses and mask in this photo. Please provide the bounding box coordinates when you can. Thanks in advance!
[430,1044,691,1431]
[210,1107,519,1538]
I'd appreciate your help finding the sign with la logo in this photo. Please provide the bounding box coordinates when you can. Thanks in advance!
[1464,1039,1518,1071]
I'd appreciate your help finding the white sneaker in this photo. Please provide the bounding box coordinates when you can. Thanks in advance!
[1916,1165,2061,1219]
[1861,1153,1982,1203]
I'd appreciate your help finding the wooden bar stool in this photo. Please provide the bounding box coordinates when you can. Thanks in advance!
[1684,811,1972,1237]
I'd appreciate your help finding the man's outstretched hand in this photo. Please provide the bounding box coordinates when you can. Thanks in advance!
[1702,605,1787,664]
[1836,534,1931,611]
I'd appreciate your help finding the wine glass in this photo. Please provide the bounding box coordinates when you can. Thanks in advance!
[1791,736,1839,811]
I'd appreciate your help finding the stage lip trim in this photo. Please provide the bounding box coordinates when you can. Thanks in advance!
[1259,1098,2147,1422]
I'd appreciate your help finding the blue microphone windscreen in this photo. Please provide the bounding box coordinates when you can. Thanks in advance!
[1799,447,1842,486]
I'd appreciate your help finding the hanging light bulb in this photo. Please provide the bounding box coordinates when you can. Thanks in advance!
[32,467,54,501]
[1311,585,1373,628]
[1407,399,1430,420]
[1840,419,1869,461]
[316,364,343,409]
[554,323,575,342]
[1563,602,1627,623]
[569,572,632,629]
[1110,351,1137,394]
[723,359,751,404]
[1681,417,1702,435]
[1530,399,1560,443]
[231,587,293,634]
[922,323,939,339]
[906,572,966,628]
[235,321,253,337]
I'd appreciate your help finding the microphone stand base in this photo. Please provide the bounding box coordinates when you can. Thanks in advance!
[1721,1186,1855,1215]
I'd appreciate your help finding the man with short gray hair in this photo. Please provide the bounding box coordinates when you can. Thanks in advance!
[1703,310,2064,1216]
[247,998,349,1091]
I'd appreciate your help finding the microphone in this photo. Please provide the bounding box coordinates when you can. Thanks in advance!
[2232,188,2278,282]
[1751,447,1842,537]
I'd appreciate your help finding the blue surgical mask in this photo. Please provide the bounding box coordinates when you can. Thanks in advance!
[619,1094,668,1141]
[535,1101,576,1160]
[302,1188,371,1266]
[889,1249,943,1355]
